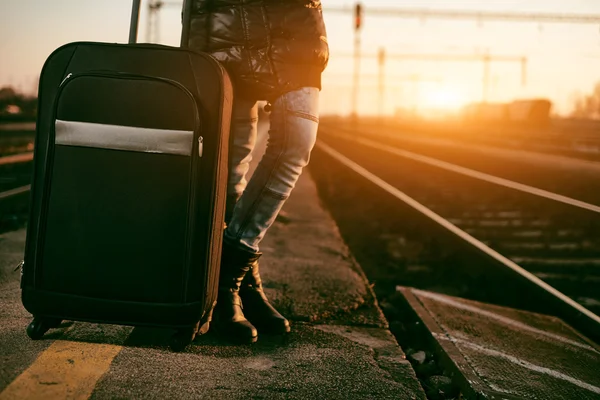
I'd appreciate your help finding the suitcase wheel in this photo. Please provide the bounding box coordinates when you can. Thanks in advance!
[46,318,63,328]
[170,328,196,352]
[26,317,54,340]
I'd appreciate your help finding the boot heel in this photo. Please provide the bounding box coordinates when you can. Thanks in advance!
[240,263,291,335]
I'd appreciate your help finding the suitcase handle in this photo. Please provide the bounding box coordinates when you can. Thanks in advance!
[129,0,142,44]
[128,0,194,46]
[180,0,194,47]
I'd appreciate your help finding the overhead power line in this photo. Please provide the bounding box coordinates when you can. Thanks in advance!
[324,6,600,25]
[334,53,525,63]
[147,2,600,43]
[335,51,528,105]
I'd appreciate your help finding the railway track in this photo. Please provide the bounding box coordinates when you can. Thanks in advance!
[3,122,600,341]
[0,152,32,232]
[309,125,600,344]
[352,117,600,163]
[0,122,35,232]
[0,122,36,157]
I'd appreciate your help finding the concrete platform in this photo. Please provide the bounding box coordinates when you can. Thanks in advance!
[0,123,425,398]
[397,287,600,400]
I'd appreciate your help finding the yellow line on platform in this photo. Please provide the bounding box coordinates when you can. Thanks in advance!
[0,340,122,400]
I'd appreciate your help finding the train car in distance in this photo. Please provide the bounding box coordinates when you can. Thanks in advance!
[462,99,552,128]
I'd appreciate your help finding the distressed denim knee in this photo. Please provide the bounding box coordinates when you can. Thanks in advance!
[262,87,319,199]
[225,87,320,252]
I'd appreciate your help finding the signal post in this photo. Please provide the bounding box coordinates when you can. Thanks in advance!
[352,3,362,119]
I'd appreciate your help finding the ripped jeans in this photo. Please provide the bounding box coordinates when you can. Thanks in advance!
[224,87,320,253]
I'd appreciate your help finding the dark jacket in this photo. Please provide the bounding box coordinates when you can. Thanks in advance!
[188,0,329,101]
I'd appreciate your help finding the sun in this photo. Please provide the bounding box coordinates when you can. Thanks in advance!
[419,85,468,112]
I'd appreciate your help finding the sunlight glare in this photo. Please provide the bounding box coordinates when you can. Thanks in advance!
[419,85,468,112]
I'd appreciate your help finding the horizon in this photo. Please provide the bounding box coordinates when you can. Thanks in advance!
[2,0,600,116]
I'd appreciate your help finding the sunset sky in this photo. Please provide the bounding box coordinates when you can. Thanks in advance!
[2,0,600,116]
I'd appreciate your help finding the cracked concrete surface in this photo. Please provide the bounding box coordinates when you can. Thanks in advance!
[0,123,426,398]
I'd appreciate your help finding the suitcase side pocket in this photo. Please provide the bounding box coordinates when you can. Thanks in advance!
[32,71,203,304]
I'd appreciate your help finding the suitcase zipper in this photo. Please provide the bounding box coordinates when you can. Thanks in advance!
[56,71,204,156]
[60,73,73,86]
[15,260,24,287]
[33,71,203,290]
[193,56,229,314]
[57,70,200,121]
[14,260,24,273]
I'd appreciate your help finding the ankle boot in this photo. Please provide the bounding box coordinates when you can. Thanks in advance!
[212,242,261,343]
[240,262,291,334]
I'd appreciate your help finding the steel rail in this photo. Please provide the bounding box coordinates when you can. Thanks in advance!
[0,122,36,131]
[316,136,600,343]
[0,152,34,166]
[0,185,31,201]
[325,130,600,214]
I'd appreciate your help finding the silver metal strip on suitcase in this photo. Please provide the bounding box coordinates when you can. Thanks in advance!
[55,119,194,156]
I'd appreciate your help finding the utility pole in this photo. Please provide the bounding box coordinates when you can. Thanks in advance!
[482,52,529,102]
[352,3,363,119]
[378,48,385,117]
[482,51,490,103]
[129,0,142,44]
[147,0,164,43]
[324,6,600,25]
[336,52,527,105]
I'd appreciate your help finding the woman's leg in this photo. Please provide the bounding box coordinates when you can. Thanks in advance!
[225,87,320,251]
[223,87,320,335]
[211,97,261,343]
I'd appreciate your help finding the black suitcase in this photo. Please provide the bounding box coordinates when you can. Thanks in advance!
[21,0,232,351]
